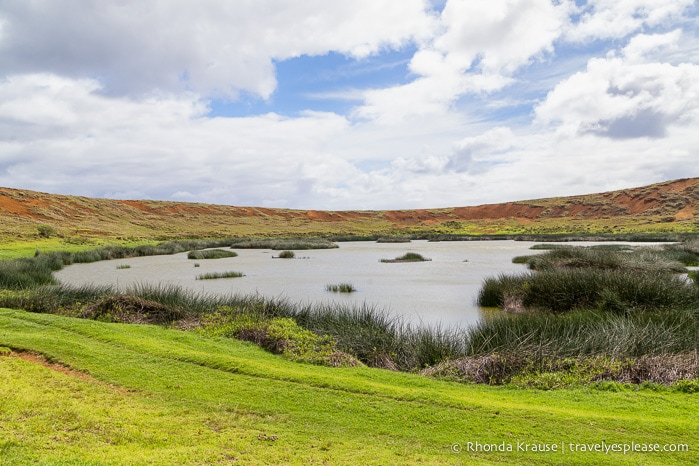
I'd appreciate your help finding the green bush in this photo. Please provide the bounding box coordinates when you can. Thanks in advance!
[277,250,295,259]
[37,225,57,238]
[200,311,358,367]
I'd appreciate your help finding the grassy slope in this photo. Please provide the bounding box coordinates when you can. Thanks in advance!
[1,309,697,465]
[2,178,698,249]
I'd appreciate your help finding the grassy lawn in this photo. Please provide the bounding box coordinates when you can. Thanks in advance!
[1,308,696,465]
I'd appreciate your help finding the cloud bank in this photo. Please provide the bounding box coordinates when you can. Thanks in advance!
[0,0,697,209]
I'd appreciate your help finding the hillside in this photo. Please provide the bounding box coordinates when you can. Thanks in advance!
[1,178,698,244]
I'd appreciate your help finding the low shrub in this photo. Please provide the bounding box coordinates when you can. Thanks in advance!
[422,352,699,387]
[200,310,360,367]
[277,250,295,259]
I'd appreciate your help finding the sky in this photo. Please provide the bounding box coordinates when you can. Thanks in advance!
[1,0,698,210]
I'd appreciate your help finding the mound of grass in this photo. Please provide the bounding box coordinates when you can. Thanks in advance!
[79,295,184,324]
[325,283,356,293]
[200,311,359,367]
[380,252,431,263]
[478,269,699,313]
[276,250,295,259]
[187,249,238,260]
[516,246,687,273]
[196,271,245,280]
[116,264,131,269]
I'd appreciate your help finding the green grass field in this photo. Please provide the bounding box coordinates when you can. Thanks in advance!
[1,308,696,465]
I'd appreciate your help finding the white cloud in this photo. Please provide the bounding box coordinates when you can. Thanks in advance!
[352,0,569,123]
[447,127,515,172]
[565,0,694,42]
[622,29,682,63]
[0,0,434,99]
[535,31,699,139]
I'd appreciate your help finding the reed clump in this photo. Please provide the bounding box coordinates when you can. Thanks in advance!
[325,283,356,293]
[478,269,698,313]
[196,271,244,280]
[380,252,431,263]
[187,249,238,260]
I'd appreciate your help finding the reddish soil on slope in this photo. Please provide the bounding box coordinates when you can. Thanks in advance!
[1,178,698,236]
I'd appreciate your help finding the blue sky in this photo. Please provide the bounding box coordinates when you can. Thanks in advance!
[1,0,698,210]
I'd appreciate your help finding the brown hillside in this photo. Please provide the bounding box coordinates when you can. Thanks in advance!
[1,178,698,243]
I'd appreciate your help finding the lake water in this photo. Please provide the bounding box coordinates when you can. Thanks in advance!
[54,240,658,328]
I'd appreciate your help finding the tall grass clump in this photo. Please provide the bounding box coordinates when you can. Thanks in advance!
[196,271,244,280]
[187,249,238,260]
[290,304,465,371]
[662,240,699,266]
[0,284,115,315]
[478,269,698,313]
[0,257,58,289]
[380,252,430,263]
[518,246,686,273]
[325,283,356,293]
[465,311,697,358]
[277,250,295,259]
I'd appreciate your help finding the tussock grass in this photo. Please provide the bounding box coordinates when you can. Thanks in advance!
[187,249,238,260]
[196,271,244,280]
[276,250,295,259]
[518,246,687,273]
[325,283,356,293]
[466,311,698,358]
[380,252,431,263]
[479,269,699,313]
[0,257,57,289]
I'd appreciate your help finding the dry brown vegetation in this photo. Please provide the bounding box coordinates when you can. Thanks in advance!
[1,178,698,244]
